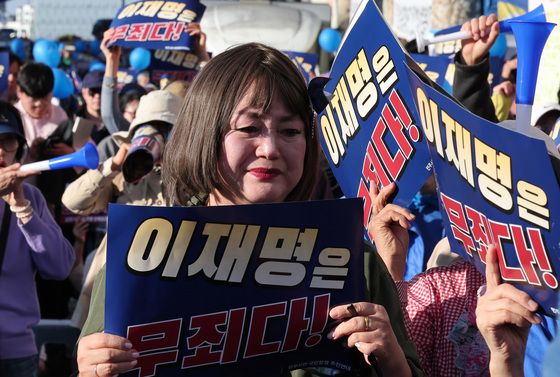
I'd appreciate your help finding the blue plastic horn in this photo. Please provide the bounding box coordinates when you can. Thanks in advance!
[416,5,548,53]
[506,19,556,129]
[433,4,546,36]
[20,142,99,172]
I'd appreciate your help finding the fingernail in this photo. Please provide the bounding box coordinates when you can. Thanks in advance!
[327,329,335,339]
[533,313,542,324]
[130,359,138,367]
[124,342,133,349]
[528,300,538,309]
[132,352,139,358]
[355,341,363,350]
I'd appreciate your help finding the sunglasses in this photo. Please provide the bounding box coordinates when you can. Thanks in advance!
[0,135,20,152]
[88,87,102,96]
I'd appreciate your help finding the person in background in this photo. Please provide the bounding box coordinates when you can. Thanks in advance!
[491,55,517,122]
[62,89,183,329]
[14,62,68,162]
[118,85,145,124]
[78,70,109,144]
[369,182,541,377]
[1,52,23,104]
[135,70,154,91]
[0,101,75,377]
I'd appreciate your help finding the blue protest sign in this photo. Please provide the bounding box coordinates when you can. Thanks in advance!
[309,0,432,236]
[0,51,9,95]
[150,49,199,84]
[109,0,206,51]
[411,53,454,93]
[406,66,560,316]
[283,51,319,84]
[106,199,366,376]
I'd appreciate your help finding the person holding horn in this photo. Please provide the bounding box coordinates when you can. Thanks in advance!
[75,43,424,377]
[0,101,75,377]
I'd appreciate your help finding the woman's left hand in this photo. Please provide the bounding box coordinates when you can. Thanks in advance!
[329,302,411,376]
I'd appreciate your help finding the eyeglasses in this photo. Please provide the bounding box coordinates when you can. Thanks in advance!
[0,135,20,152]
[88,88,102,96]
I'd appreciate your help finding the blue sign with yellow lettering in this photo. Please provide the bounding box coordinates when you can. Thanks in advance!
[407,66,560,316]
[106,199,366,376]
[309,0,433,238]
[109,0,205,51]
[0,52,9,96]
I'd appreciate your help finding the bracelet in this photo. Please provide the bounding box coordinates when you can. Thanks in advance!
[15,207,33,220]
[10,199,31,214]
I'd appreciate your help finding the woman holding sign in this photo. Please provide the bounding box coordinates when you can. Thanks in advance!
[76,43,424,377]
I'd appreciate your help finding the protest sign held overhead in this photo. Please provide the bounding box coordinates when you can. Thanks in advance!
[309,0,433,237]
[106,199,366,377]
[109,0,206,51]
[406,65,560,316]
[150,49,200,84]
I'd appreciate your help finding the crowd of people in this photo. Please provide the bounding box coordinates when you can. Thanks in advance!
[0,10,558,377]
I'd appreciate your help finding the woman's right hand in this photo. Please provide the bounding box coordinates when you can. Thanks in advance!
[77,332,138,377]
[0,163,38,199]
[367,182,415,281]
[101,28,121,75]
[110,143,130,172]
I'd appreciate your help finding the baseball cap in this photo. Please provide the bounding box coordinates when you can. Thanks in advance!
[82,70,104,89]
[0,104,25,142]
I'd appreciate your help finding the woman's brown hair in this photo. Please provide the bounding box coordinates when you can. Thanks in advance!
[162,43,319,205]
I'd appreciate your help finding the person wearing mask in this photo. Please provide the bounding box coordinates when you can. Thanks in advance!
[62,89,183,328]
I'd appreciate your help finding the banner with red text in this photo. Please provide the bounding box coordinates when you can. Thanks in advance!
[106,199,367,376]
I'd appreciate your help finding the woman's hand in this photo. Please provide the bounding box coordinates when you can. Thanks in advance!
[329,302,411,377]
[77,332,138,377]
[367,182,415,280]
[476,245,541,377]
[186,22,210,63]
[493,80,515,97]
[110,143,130,172]
[461,13,500,65]
[0,163,38,204]
[101,28,121,77]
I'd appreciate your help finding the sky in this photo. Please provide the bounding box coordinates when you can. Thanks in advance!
[5,0,31,15]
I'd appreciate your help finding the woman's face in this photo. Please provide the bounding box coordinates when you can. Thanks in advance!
[0,134,19,167]
[213,89,306,205]
[123,99,139,123]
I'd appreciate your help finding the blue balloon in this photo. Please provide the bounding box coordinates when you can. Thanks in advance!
[489,33,507,58]
[52,68,74,99]
[89,61,106,72]
[89,40,101,56]
[10,38,26,61]
[33,40,61,68]
[318,28,342,53]
[129,47,151,71]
